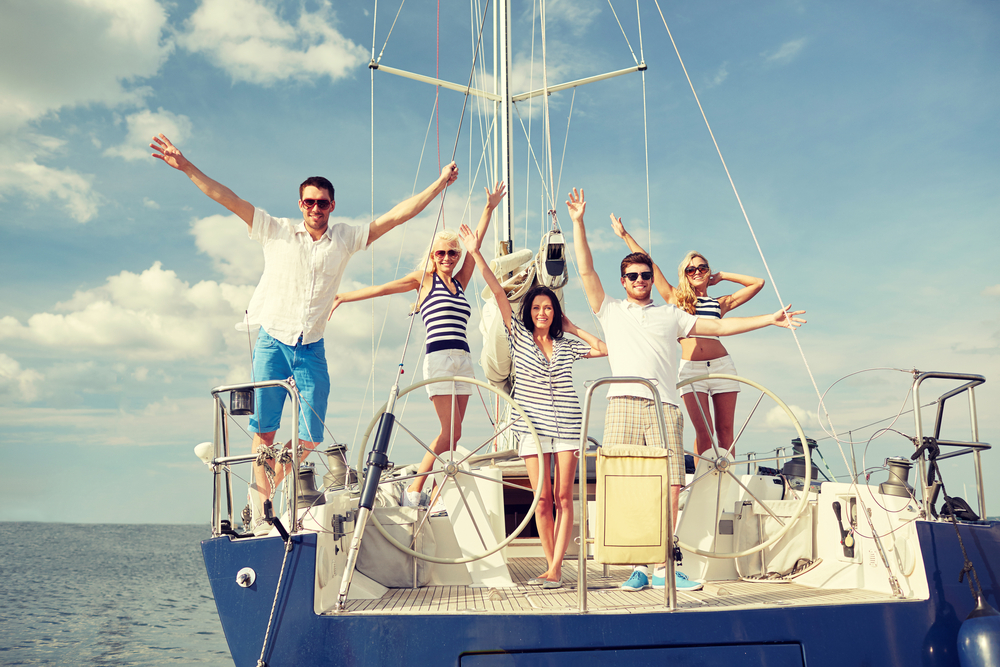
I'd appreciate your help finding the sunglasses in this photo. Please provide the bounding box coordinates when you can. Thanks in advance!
[434,249,460,259]
[684,264,710,276]
[623,271,653,282]
[302,199,332,210]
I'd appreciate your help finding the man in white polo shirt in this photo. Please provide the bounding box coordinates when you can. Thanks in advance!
[151,134,458,524]
[565,187,804,592]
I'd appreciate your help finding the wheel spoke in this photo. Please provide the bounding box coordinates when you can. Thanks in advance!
[394,419,445,465]
[682,464,721,492]
[451,475,490,551]
[731,391,765,449]
[455,416,522,467]
[724,468,786,527]
[462,469,533,492]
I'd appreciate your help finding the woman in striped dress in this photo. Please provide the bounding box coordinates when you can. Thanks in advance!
[331,182,506,507]
[610,216,764,456]
[460,223,607,589]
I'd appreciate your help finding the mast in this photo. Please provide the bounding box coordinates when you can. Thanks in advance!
[497,0,514,256]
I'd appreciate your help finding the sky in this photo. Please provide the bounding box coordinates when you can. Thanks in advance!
[1,0,997,524]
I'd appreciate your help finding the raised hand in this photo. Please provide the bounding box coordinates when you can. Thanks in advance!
[566,188,586,223]
[708,271,723,286]
[150,134,190,171]
[459,223,479,254]
[485,181,506,210]
[773,305,807,329]
[609,213,627,239]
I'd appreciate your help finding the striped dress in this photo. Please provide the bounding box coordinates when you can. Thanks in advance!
[420,273,472,353]
[507,317,591,439]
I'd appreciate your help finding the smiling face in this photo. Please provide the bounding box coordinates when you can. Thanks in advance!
[683,255,711,292]
[298,184,335,234]
[621,261,653,303]
[431,239,461,275]
[530,294,555,333]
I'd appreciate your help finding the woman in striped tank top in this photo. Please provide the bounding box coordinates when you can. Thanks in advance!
[330,182,507,507]
[611,217,764,456]
[461,223,607,589]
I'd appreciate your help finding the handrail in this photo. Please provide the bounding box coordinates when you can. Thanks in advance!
[576,377,676,612]
[911,371,987,519]
[209,379,300,537]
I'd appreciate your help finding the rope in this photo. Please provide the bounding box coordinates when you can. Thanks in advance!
[255,538,293,667]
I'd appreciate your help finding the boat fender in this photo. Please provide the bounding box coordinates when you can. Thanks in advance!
[958,595,1000,667]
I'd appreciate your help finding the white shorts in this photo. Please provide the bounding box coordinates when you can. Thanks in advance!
[423,349,476,398]
[518,433,579,457]
[678,355,741,396]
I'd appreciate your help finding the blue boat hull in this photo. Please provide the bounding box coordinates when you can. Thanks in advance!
[202,520,1000,666]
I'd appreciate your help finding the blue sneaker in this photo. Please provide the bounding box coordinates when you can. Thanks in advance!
[651,569,704,591]
[620,570,650,592]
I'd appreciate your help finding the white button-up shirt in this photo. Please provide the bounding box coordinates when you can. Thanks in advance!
[596,295,698,405]
[242,208,369,346]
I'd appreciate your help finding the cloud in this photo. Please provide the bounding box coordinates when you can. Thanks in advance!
[0,0,171,131]
[191,213,265,284]
[709,63,729,88]
[0,262,254,361]
[764,403,820,431]
[983,285,1000,297]
[104,108,193,161]
[178,0,368,86]
[0,0,172,221]
[0,354,44,402]
[0,137,104,222]
[762,38,807,65]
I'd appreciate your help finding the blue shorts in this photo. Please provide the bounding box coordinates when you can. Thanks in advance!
[249,329,329,443]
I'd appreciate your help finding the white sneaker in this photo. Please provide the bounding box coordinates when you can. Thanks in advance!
[401,490,425,508]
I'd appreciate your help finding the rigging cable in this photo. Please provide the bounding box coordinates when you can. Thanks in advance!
[653,0,853,478]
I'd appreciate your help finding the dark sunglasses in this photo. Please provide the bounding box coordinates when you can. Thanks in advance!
[684,264,710,276]
[623,271,653,281]
[302,198,332,210]
[434,249,460,259]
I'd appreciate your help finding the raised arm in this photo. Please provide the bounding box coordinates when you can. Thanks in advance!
[459,223,513,331]
[455,181,505,289]
[327,271,421,320]
[562,314,608,358]
[713,271,765,315]
[567,188,605,313]
[150,134,254,226]
[610,213,675,304]
[368,162,459,245]
[690,305,806,337]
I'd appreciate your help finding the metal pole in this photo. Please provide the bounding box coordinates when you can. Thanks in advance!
[212,395,222,536]
[969,387,986,518]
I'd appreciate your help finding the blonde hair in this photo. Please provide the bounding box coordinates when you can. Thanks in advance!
[417,229,462,274]
[675,251,709,315]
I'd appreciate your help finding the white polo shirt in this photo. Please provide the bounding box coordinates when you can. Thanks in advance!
[596,294,698,405]
[242,208,369,346]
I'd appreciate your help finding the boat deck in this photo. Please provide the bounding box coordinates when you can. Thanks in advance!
[336,557,894,615]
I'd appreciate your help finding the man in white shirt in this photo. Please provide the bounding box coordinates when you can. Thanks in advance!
[566,187,804,592]
[151,134,458,520]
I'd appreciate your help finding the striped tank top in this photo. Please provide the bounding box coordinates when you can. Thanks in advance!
[420,273,472,353]
[688,295,722,340]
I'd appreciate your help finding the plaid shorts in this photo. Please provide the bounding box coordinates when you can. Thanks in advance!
[603,396,685,484]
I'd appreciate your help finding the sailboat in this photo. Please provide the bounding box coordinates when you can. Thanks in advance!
[197,2,1000,665]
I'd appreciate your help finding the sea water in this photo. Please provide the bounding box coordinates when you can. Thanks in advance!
[0,523,233,666]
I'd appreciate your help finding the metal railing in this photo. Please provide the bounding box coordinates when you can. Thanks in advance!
[911,371,989,519]
[575,377,677,612]
[209,379,301,537]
